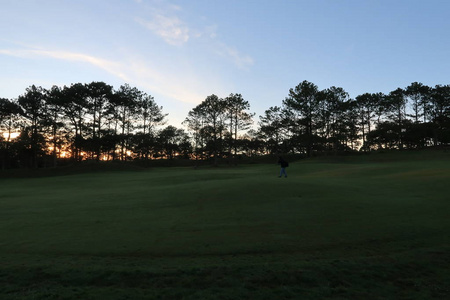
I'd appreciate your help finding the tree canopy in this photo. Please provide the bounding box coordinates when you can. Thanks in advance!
[1,80,449,169]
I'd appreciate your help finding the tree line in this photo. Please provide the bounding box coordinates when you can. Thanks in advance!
[261,81,449,156]
[1,80,449,169]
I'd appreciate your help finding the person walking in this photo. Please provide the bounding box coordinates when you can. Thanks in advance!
[278,156,288,178]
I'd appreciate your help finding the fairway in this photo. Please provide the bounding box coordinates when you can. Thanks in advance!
[1,152,449,299]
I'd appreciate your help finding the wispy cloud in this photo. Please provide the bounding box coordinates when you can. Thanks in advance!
[215,43,255,70]
[0,47,206,105]
[134,1,190,46]
[0,48,128,81]
[134,1,254,70]
[135,15,189,46]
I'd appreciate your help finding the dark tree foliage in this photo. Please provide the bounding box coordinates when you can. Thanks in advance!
[0,98,22,169]
[224,93,254,156]
[1,82,167,168]
[258,106,287,154]
[1,80,449,168]
[283,80,320,156]
[17,85,49,168]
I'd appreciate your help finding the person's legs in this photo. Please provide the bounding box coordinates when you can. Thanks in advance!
[279,167,287,177]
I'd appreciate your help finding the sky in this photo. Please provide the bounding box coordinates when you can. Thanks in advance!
[1,0,449,127]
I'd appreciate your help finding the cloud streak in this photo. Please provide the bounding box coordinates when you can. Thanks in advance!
[135,15,189,46]
[0,48,126,79]
[215,43,255,70]
[134,1,254,70]
[134,0,190,46]
[0,47,204,105]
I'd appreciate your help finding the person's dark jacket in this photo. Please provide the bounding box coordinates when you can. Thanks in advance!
[278,158,288,168]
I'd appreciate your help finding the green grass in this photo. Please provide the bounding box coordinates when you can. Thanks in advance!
[1,151,449,299]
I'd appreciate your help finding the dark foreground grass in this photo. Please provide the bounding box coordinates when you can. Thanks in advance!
[1,151,449,299]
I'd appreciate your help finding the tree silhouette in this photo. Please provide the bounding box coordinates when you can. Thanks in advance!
[258,106,287,154]
[0,98,22,169]
[283,81,320,157]
[17,85,49,168]
[224,93,254,156]
[1,79,449,169]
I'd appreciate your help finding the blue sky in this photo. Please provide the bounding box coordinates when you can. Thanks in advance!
[1,0,449,127]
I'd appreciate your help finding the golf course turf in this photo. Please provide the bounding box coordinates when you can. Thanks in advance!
[1,151,449,299]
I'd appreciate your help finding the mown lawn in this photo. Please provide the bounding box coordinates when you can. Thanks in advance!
[1,151,449,299]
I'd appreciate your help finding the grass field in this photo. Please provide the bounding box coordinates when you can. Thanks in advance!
[1,151,449,299]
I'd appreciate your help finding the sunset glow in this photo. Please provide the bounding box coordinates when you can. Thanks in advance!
[2,132,19,140]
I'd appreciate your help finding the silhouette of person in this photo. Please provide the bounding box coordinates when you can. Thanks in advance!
[278,156,288,178]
